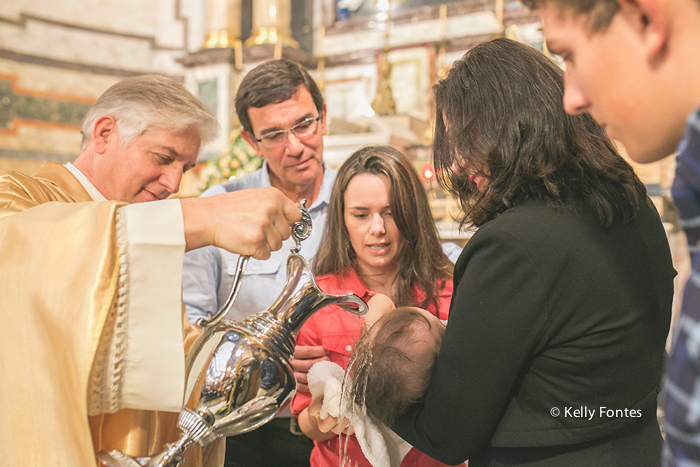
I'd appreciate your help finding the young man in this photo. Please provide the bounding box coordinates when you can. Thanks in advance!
[182,60,335,467]
[520,0,700,463]
[0,74,301,467]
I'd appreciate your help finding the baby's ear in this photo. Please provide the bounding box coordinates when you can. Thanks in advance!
[364,294,395,326]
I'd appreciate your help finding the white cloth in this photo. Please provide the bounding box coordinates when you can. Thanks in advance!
[307,361,413,467]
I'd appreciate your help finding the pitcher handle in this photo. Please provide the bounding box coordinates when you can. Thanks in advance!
[196,255,250,330]
[196,200,313,331]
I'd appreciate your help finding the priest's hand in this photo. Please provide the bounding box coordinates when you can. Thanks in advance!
[181,187,301,259]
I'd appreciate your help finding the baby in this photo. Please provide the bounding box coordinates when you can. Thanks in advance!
[302,299,449,467]
[346,304,446,427]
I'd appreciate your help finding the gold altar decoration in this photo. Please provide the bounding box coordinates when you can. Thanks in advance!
[495,0,504,33]
[202,0,242,49]
[317,25,326,92]
[371,0,401,116]
[436,4,449,80]
[425,5,449,145]
[492,0,518,41]
[372,51,396,116]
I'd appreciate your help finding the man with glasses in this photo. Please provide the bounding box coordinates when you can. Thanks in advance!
[182,59,335,467]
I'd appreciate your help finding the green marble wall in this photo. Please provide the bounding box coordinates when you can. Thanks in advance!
[0,77,91,130]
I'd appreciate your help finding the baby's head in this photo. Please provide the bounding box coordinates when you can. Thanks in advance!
[347,306,445,426]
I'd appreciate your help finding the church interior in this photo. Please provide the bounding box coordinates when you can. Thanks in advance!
[0,1,694,463]
[0,0,687,333]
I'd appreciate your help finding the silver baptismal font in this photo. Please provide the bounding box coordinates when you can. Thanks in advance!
[99,200,368,467]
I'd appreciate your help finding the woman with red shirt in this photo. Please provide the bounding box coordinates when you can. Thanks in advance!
[290,145,454,467]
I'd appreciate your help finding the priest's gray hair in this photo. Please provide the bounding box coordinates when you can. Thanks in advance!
[80,74,220,151]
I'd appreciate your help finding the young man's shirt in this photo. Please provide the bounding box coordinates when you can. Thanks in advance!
[665,108,700,466]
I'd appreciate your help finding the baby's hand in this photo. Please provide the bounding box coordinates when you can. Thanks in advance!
[364,294,396,327]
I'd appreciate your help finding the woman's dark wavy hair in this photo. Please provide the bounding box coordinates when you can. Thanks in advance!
[433,38,648,229]
[314,146,453,309]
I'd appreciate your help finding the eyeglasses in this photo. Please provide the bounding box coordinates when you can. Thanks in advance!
[253,116,322,149]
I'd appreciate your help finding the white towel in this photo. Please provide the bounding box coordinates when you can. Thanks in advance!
[307,361,413,467]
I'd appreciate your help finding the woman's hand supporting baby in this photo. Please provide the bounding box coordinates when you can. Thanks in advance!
[291,345,330,393]
[298,396,355,441]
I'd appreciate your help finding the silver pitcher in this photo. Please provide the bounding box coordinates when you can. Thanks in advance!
[99,200,368,467]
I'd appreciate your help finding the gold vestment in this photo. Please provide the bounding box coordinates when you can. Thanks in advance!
[0,162,222,467]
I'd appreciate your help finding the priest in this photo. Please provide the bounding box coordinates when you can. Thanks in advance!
[0,74,301,467]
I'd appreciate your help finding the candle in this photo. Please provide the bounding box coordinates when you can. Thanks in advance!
[274,39,282,59]
[234,39,243,70]
[496,0,503,31]
[318,25,325,57]
[439,4,446,40]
